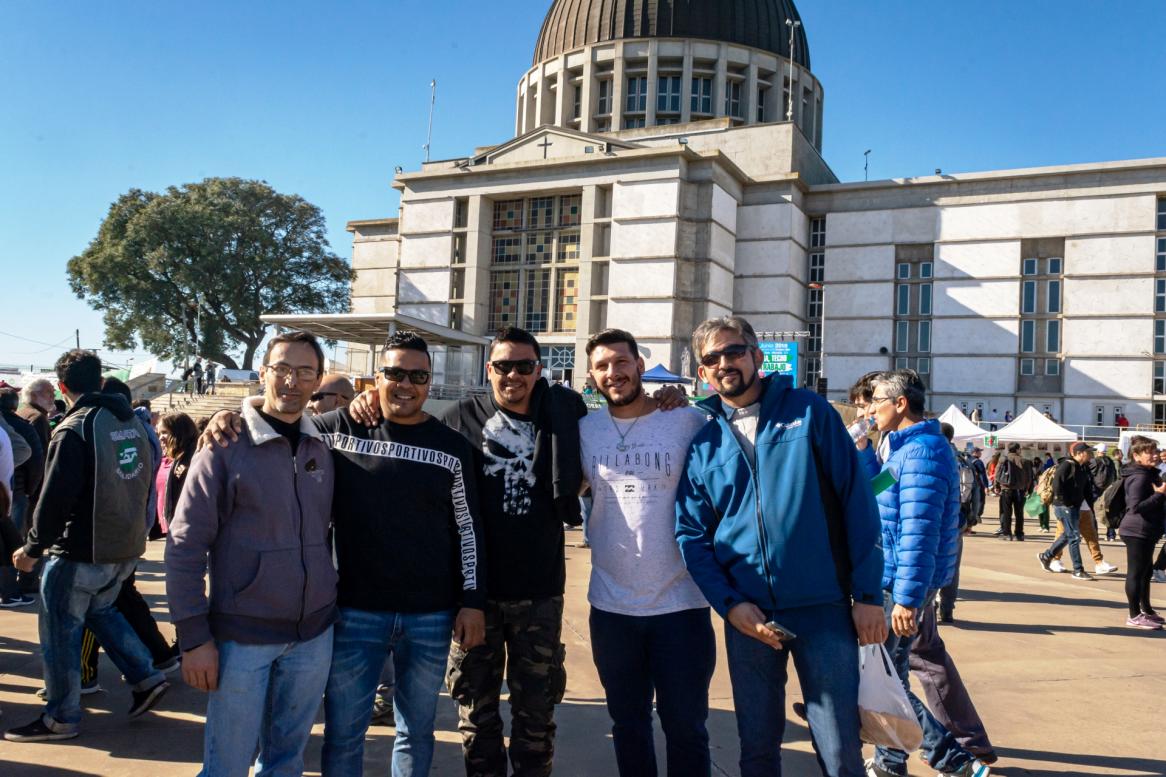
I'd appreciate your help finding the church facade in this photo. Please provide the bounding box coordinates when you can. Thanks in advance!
[347,0,1166,428]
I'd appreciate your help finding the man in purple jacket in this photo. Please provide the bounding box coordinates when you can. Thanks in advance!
[166,331,339,776]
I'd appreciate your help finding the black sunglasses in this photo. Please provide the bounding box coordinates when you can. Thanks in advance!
[699,344,750,368]
[309,391,341,402]
[490,359,538,376]
[379,366,431,385]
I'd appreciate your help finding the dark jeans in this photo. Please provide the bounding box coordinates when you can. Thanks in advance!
[937,534,963,619]
[1044,505,1084,573]
[998,489,1025,538]
[908,605,993,758]
[724,599,865,777]
[589,606,716,777]
[1123,536,1158,618]
[1154,540,1166,572]
[875,591,974,776]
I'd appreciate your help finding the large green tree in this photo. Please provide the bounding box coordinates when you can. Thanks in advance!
[68,177,354,369]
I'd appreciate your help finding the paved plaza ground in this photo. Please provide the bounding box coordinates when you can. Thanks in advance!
[1,513,1163,776]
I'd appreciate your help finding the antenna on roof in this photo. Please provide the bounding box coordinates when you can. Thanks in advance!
[423,79,437,163]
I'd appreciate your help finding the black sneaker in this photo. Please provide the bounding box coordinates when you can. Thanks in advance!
[370,693,394,726]
[0,594,35,608]
[4,715,78,742]
[939,612,955,624]
[128,680,169,718]
[1071,571,1095,581]
[1036,553,1052,572]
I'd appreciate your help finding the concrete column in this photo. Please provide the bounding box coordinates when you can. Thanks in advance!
[534,69,547,129]
[515,86,524,136]
[554,54,569,127]
[573,185,598,389]
[645,39,658,126]
[611,45,626,131]
[744,59,759,125]
[713,44,727,118]
[680,43,693,123]
[580,59,595,133]
[463,195,493,335]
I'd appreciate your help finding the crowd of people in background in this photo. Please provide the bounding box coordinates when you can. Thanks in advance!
[2,317,1165,775]
[179,358,218,395]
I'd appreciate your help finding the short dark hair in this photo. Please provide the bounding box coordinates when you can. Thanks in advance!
[53,399,67,413]
[585,328,639,361]
[263,331,325,375]
[101,377,132,403]
[0,389,17,413]
[133,399,152,411]
[55,349,103,394]
[940,422,955,442]
[1129,435,1158,458]
[848,371,880,404]
[488,327,541,361]
[382,331,430,363]
[1007,442,1021,453]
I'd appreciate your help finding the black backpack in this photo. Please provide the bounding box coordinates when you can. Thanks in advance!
[996,456,1019,489]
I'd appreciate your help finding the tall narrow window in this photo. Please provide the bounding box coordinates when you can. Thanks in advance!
[1158,197,1166,231]
[1022,280,1036,314]
[896,285,910,316]
[918,321,932,353]
[895,321,909,353]
[1157,279,1166,314]
[625,77,647,112]
[1157,320,1166,354]
[920,283,933,316]
[572,84,582,120]
[656,76,681,113]
[1021,320,1035,352]
[1047,280,1061,314]
[756,87,766,122]
[596,80,612,115]
[1046,320,1060,353]
[1155,362,1166,395]
[1157,237,1166,273]
[725,81,742,118]
[691,77,712,114]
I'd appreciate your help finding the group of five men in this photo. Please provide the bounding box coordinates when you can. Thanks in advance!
[10,314,989,777]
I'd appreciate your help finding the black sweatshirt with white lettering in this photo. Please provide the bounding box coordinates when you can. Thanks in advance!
[312,409,487,613]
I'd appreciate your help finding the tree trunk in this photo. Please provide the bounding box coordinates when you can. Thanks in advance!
[242,339,261,370]
[208,352,239,370]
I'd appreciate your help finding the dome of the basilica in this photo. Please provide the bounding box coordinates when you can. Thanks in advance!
[533,0,810,68]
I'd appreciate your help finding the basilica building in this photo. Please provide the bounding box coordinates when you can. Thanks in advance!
[339,0,1166,428]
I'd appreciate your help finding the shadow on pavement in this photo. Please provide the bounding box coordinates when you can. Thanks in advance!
[0,762,103,777]
[991,747,1166,776]
[950,619,1166,639]
[959,588,1133,612]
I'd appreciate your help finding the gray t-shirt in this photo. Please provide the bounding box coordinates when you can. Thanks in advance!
[580,406,710,616]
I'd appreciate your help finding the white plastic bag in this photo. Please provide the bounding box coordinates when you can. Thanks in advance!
[857,644,923,752]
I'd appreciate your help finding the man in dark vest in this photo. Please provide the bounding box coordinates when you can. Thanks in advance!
[6,350,169,743]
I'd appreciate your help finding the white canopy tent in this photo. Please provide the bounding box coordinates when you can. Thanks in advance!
[936,404,990,445]
[993,406,1078,443]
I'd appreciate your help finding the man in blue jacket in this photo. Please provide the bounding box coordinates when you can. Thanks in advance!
[675,316,886,777]
[858,370,990,777]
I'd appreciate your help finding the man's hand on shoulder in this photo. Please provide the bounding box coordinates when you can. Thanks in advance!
[652,384,689,412]
[182,641,219,692]
[349,389,381,428]
[199,411,242,450]
[453,607,486,650]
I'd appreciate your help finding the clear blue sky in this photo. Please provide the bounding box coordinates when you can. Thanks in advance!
[2,0,1163,370]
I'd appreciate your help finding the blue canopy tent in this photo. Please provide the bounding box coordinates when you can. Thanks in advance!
[641,364,692,383]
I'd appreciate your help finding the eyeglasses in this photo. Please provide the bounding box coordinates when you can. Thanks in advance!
[868,395,895,407]
[379,366,431,385]
[699,344,750,368]
[490,359,538,376]
[266,363,320,382]
[309,391,342,402]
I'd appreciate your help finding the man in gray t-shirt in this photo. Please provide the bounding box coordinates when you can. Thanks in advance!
[580,328,715,777]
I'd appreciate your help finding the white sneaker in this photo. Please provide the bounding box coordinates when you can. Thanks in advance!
[1094,561,1119,575]
[1048,559,1066,573]
[1153,570,1166,583]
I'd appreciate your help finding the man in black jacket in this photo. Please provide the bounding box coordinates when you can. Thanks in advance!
[0,389,41,606]
[7,350,168,743]
[996,443,1033,540]
[1037,442,1094,580]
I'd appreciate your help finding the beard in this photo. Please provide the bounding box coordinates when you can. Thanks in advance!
[716,366,757,399]
[600,376,643,407]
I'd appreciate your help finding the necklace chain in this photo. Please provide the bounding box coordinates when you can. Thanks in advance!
[610,411,643,451]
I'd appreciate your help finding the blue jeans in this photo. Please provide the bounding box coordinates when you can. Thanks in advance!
[724,599,864,777]
[39,556,164,727]
[322,607,454,777]
[875,590,973,775]
[590,606,716,777]
[200,626,333,777]
[1046,505,1084,573]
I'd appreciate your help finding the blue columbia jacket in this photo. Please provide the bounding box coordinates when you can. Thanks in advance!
[675,375,884,617]
[858,419,960,608]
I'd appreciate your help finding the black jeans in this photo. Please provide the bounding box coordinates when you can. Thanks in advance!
[589,606,716,777]
[1122,536,1158,618]
[1154,539,1166,572]
[998,489,1025,537]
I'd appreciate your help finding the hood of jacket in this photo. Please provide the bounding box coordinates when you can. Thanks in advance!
[68,391,135,422]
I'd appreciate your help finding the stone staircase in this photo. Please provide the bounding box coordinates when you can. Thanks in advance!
[150,386,257,420]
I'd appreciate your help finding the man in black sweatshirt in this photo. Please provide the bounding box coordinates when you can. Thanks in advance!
[1038,442,1094,580]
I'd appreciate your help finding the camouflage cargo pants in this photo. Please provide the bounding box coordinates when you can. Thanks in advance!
[446,596,567,777]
